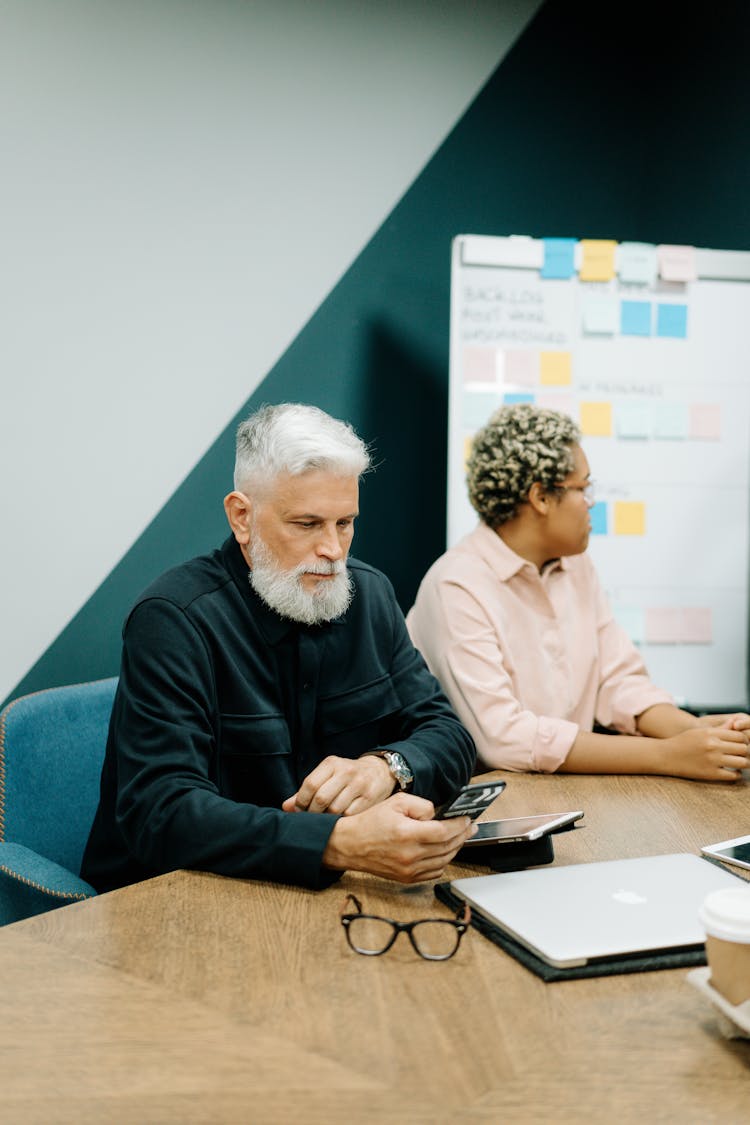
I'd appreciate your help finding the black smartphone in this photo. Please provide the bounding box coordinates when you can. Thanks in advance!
[434,780,506,820]
[460,810,584,846]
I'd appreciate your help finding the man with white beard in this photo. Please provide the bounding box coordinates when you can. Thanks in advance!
[82,403,476,892]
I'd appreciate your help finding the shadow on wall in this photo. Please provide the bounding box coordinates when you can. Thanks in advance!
[356,316,451,614]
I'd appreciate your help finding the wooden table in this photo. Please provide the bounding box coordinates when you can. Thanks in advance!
[1,770,749,1124]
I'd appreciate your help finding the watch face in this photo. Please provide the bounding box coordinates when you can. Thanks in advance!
[385,751,413,788]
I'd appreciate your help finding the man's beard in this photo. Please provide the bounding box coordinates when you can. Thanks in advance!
[248,531,353,625]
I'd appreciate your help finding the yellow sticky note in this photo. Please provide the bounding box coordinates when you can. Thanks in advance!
[579,239,617,281]
[579,401,613,437]
[614,501,646,536]
[463,435,474,470]
[539,351,572,386]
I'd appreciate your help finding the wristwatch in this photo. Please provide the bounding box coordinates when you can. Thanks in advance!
[377,750,414,792]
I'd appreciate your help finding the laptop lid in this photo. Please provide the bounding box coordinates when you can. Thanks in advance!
[449,853,743,968]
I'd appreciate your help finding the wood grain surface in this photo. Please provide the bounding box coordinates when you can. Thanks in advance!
[0,769,748,1123]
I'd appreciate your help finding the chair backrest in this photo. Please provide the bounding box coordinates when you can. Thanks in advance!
[0,678,118,875]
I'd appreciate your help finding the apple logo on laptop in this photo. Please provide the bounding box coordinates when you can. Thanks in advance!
[612,888,648,905]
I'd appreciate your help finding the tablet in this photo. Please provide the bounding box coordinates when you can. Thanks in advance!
[701,834,750,871]
[462,810,583,847]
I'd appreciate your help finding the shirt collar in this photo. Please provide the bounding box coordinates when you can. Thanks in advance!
[469,522,568,581]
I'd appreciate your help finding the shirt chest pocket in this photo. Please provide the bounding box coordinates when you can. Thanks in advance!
[218,713,293,806]
[317,674,401,757]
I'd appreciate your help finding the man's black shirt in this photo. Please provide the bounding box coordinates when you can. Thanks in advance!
[81,537,476,892]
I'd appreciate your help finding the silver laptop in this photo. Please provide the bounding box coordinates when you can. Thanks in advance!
[449,853,743,968]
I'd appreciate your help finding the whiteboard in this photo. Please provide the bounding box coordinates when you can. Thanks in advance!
[447,234,750,711]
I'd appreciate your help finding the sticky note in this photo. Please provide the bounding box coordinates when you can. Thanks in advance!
[541,238,577,279]
[653,402,688,439]
[689,403,721,440]
[616,403,652,439]
[656,303,688,339]
[646,607,712,644]
[462,346,497,384]
[582,293,618,334]
[614,501,645,536]
[580,401,613,437]
[620,300,652,336]
[658,244,696,282]
[645,608,683,644]
[462,391,501,430]
[579,239,617,281]
[614,605,646,645]
[589,501,608,535]
[540,351,572,386]
[504,349,538,386]
[504,392,535,405]
[682,608,713,644]
[617,242,657,285]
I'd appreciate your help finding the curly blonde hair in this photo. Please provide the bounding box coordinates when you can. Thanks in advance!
[467,404,581,528]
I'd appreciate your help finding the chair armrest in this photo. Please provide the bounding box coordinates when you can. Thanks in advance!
[0,842,96,926]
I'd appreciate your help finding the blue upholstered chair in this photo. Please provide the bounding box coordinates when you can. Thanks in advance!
[0,677,117,925]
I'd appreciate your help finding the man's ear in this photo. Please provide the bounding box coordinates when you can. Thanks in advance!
[223,491,253,546]
[527,481,549,516]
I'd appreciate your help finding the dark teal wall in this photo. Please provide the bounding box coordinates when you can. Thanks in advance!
[7,0,750,704]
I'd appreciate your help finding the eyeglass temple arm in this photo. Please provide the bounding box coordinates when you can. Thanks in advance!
[457,903,471,926]
[341,893,363,916]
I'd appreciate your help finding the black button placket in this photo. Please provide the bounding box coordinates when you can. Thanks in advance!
[296,629,323,779]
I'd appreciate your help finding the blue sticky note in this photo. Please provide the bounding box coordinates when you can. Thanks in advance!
[616,402,652,438]
[503,392,535,405]
[620,300,652,336]
[582,293,618,335]
[656,303,688,339]
[541,238,576,279]
[653,402,688,439]
[589,502,608,535]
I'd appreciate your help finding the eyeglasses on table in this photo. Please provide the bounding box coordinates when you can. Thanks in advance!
[340,893,471,960]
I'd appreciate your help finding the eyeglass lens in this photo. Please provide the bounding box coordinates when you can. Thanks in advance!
[345,915,461,959]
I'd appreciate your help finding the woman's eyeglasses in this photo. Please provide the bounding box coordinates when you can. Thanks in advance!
[554,480,596,505]
[340,893,471,961]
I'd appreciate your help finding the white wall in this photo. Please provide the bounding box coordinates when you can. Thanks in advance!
[0,0,543,701]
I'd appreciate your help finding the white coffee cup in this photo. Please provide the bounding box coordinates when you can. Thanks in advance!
[699,885,750,1006]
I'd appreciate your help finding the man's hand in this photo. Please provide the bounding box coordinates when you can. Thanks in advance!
[282,754,395,816]
[321,792,476,883]
[658,727,750,781]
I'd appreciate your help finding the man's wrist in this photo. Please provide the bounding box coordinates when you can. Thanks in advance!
[359,752,397,794]
[322,818,350,871]
[362,749,414,792]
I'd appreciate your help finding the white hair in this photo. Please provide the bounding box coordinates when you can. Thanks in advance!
[233,403,371,493]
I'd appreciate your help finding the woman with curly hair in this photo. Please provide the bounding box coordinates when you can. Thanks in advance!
[407,403,749,780]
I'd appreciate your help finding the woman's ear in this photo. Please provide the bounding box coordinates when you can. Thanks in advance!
[527,481,549,516]
[223,491,253,545]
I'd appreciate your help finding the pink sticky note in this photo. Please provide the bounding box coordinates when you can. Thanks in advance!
[462,346,496,384]
[657,244,696,282]
[645,608,683,644]
[689,404,721,440]
[682,608,712,644]
[504,349,538,387]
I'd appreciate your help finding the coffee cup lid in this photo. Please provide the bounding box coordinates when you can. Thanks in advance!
[699,886,750,943]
